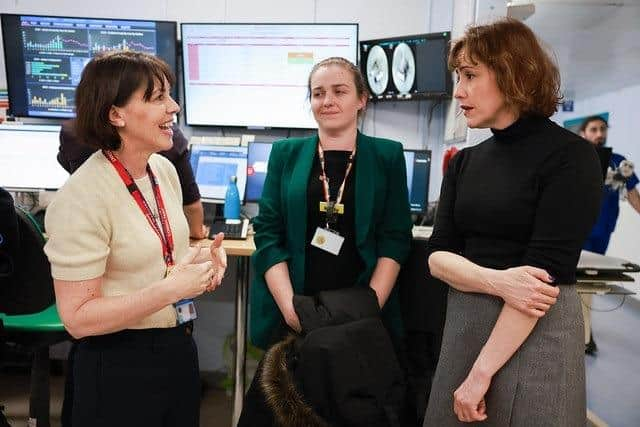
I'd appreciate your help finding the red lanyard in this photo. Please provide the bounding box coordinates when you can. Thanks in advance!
[317,142,356,206]
[103,150,175,268]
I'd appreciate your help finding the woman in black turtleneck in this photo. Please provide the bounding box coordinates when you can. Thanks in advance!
[423,19,602,426]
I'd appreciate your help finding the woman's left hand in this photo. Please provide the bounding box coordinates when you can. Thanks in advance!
[208,232,227,290]
[453,369,491,423]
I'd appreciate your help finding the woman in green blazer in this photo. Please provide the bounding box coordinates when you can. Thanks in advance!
[239,57,412,425]
[250,58,413,349]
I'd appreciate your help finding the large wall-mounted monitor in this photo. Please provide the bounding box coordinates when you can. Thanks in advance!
[360,32,452,102]
[181,23,358,129]
[0,124,69,190]
[1,14,177,118]
[403,149,431,214]
[189,144,248,204]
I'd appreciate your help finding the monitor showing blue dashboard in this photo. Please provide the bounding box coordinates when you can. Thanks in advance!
[189,144,248,203]
[1,13,177,118]
[246,141,430,213]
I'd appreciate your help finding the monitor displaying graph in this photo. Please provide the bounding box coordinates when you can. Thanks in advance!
[1,14,177,118]
[180,23,358,128]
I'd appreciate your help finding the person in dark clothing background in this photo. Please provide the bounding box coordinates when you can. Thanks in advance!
[578,115,640,355]
[423,19,602,426]
[58,119,207,239]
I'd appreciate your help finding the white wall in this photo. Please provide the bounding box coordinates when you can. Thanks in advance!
[552,84,640,275]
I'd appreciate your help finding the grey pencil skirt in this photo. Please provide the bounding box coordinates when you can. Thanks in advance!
[423,285,586,427]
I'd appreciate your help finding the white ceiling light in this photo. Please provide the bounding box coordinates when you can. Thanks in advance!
[507,3,536,20]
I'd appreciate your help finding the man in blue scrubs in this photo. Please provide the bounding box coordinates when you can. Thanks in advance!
[579,115,640,354]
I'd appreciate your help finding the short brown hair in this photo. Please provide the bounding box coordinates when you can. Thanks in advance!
[448,18,561,118]
[75,51,175,150]
[307,57,369,117]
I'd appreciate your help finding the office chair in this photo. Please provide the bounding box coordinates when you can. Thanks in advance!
[0,197,68,427]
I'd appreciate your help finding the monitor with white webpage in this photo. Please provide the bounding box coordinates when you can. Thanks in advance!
[0,124,69,190]
[181,23,358,129]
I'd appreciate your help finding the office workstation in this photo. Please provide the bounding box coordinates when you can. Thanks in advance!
[1,2,640,427]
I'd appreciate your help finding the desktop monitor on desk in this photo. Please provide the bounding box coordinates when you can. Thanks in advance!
[189,144,248,203]
[246,141,274,203]
[245,142,431,215]
[0,124,69,190]
[403,149,431,214]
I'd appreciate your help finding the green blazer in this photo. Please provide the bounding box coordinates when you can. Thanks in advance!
[250,132,413,349]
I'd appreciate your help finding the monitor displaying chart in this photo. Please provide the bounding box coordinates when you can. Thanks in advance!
[1,14,177,118]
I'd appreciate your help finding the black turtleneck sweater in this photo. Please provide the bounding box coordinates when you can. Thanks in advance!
[428,115,603,284]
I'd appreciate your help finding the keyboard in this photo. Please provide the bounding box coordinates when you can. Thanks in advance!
[209,218,249,240]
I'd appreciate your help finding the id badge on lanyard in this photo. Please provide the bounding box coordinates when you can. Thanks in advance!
[104,150,197,325]
[312,143,354,256]
[175,299,197,323]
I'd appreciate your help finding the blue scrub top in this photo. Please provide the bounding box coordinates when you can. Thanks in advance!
[589,152,639,239]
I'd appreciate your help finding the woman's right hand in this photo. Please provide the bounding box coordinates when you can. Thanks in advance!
[487,266,560,318]
[167,247,218,301]
[282,302,302,333]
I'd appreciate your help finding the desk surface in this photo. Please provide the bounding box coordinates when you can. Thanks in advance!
[192,234,255,257]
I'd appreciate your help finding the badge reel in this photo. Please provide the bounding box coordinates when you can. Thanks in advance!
[175,299,197,324]
[312,201,345,256]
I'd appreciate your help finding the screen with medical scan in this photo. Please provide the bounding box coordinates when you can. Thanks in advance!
[180,23,358,129]
[0,124,69,190]
[189,144,248,203]
[1,13,177,118]
[360,32,451,101]
[403,149,431,213]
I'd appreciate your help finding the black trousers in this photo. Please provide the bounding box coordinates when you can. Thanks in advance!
[72,324,199,427]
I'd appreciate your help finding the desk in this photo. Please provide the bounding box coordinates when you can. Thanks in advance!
[194,236,255,427]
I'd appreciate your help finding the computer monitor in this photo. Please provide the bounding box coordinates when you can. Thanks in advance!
[403,149,431,214]
[246,141,274,203]
[180,23,358,129]
[245,142,430,212]
[189,144,248,203]
[1,13,177,118]
[360,32,452,101]
[0,124,69,190]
